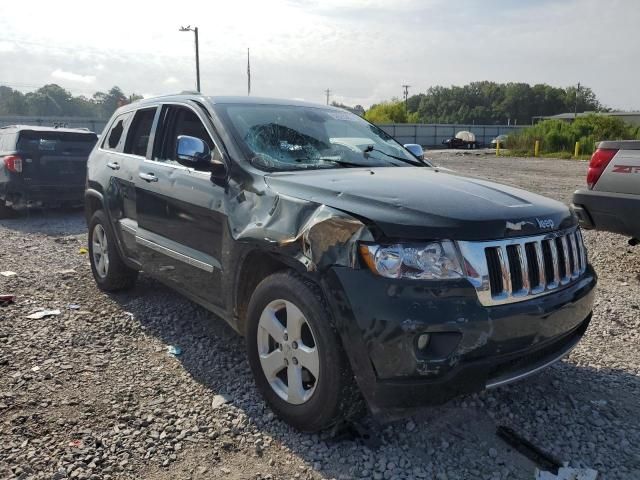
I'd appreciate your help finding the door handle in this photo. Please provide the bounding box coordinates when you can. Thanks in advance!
[139,172,158,182]
[107,161,120,170]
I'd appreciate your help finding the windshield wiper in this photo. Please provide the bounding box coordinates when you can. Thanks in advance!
[363,145,422,166]
[293,157,375,168]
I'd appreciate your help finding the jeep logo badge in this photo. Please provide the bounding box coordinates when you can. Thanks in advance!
[536,218,555,229]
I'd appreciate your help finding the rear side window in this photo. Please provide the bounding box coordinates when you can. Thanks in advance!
[16,131,98,156]
[124,108,157,157]
[102,112,132,152]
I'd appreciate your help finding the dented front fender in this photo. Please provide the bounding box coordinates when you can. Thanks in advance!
[226,175,374,272]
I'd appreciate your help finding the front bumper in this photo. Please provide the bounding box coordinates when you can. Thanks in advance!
[572,188,640,239]
[323,266,596,415]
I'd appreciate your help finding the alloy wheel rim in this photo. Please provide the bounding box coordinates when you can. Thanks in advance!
[92,224,110,279]
[257,299,319,405]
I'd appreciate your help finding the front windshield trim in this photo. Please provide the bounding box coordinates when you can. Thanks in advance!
[214,103,431,172]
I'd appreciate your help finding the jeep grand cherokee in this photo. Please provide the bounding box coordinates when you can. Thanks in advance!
[84,94,596,431]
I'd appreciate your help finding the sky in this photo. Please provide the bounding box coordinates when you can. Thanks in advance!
[0,0,639,110]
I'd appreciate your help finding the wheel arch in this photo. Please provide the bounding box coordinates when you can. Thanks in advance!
[84,188,104,224]
[234,249,317,335]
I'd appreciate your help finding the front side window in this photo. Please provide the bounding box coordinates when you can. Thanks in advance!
[215,104,427,171]
[124,108,156,157]
[154,106,222,165]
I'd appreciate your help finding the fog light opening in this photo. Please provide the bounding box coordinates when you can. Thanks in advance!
[417,333,431,351]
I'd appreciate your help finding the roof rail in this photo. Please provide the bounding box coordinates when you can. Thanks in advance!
[179,90,202,95]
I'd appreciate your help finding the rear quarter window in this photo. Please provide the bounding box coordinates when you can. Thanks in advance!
[102,112,133,152]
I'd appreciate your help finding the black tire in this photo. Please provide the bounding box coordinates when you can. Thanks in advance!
[88,210,138,291]
[246,271,364,432]
[0,202,17,219]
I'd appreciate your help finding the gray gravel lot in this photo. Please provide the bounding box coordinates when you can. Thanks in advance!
[1,153,639,480]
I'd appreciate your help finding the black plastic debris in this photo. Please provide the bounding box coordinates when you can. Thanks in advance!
[0,294,14,306]
[497,425,562,474]
[326,419,382,449]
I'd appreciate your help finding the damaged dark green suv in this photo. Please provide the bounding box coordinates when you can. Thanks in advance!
[85,94,596,431]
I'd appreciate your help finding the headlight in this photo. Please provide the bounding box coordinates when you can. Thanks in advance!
[359,241,464,280]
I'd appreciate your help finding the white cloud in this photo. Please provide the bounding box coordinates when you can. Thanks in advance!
[0,41,16,53]
[0,0,638,109]
[51,69,96,84]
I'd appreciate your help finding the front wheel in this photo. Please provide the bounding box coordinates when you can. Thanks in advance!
[246,272,364,431]
[88,210,138,291]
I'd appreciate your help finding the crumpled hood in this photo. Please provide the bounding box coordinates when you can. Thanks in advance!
[265,167,575,241]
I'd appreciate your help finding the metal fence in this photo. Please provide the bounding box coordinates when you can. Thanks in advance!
[0,116,526,147]
[377,124,527,147]
[0,116,108,135]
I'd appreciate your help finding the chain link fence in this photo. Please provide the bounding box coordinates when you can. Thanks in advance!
[378,123,527,147]
[1,116,526,147]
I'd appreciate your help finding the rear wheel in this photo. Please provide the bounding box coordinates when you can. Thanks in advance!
[88,210,138,291]
[246,272,364,431]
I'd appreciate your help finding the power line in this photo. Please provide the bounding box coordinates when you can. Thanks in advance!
[402,84,410,111]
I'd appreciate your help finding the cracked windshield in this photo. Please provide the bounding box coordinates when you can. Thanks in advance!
[220,104,423,170]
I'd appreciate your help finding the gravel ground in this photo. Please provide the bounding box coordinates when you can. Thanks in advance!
[1,154,639,480]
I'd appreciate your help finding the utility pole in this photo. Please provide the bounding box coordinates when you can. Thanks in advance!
[402,84,410,111]
[247,48,251,96]
[325,89,331,105]
[180,25,201,92]
[574,81,581,119]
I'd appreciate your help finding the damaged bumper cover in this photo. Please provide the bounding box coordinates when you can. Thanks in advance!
[323,265,596,414]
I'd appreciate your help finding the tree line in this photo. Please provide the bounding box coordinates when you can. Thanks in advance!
[1,81,606,125]
[364,81,604,125]
[0,84,142,119]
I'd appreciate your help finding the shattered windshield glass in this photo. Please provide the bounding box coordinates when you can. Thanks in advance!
[216,104,427,171]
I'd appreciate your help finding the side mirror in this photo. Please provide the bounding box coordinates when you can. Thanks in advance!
[177,135,211,167]
[404,143,424,160]
[176,135,227,179]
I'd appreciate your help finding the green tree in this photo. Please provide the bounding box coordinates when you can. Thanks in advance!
[408,82,604,125]
[0,86,27,115]
[24,84,76,116]
[563,86,603,113]
[364,101,408,123]
[0,84,143,118]
[93,86,127,118]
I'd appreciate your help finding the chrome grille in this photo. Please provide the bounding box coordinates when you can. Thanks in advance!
[458,227,587,306]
